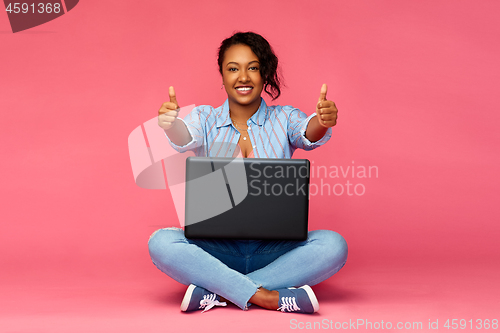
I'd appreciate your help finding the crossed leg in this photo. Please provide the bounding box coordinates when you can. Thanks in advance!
[148,227,348,310]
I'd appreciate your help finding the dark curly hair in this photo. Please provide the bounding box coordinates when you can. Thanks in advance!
[217,32,282,100]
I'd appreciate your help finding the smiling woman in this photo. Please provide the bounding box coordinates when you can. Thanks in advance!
[151,31,346,314]
[217,32,280,109]
[221,44,264,116]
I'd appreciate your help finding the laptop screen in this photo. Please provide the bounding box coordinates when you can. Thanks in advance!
[184,157,310,240]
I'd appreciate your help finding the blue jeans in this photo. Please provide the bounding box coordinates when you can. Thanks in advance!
[148,228,348,310]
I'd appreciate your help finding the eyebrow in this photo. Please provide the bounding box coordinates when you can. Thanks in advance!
[226,60,260,67]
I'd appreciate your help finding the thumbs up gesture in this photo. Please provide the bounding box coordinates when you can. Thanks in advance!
[316,84,338,128]
[158,86,180,131]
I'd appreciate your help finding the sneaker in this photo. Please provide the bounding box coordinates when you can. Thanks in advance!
[276,285,319,313]
[180,284,227,313]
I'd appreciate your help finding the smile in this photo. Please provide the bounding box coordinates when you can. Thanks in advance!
[236,87,253,91]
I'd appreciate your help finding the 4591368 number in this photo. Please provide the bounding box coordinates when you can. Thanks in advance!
[5,3,61,14]
[444,319,498,330]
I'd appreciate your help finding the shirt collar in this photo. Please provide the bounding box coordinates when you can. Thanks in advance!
[216,98,268,128]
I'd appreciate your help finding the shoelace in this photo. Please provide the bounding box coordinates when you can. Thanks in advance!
[199,294,227,313]
[277,296,301,312]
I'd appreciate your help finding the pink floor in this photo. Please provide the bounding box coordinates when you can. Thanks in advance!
[2,254,499,332]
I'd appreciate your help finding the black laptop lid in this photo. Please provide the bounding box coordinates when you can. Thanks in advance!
[184,157,310,240]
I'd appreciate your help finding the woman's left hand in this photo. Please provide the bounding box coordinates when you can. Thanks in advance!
[316,84,338,128]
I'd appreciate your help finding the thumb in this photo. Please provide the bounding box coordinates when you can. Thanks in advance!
[318,84,328,102]
[169,86,178,106]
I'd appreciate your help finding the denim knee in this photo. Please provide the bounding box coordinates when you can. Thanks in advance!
[148,227,184,265]
[310,230,348,267]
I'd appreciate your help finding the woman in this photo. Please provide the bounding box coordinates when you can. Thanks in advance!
[148,32,347,313]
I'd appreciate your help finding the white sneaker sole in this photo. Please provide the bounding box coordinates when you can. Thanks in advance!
[299,285,320,313]
[180,284,197,312]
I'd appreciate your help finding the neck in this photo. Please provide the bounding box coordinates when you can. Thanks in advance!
[228,98,261,123]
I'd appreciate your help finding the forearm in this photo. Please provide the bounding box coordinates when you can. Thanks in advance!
[305,116,328,143]
[164,118,192,146]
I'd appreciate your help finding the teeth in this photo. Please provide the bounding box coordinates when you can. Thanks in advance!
[236,87,252,91]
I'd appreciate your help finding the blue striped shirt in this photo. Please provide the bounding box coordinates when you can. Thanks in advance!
[167,98,331,158]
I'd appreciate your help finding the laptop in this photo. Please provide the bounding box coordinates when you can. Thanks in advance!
[184,157,310,240]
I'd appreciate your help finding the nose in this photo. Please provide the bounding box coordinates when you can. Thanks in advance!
[238,69,250,83]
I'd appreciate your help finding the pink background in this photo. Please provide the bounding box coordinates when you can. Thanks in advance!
[1,0,499,332]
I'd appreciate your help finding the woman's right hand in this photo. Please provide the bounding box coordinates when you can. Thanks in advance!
[158,86,180,131]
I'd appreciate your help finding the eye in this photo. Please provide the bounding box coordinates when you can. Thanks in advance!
[228,68,238,72]
[249,66,259,71]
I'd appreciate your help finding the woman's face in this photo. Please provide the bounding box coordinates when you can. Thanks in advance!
[222,44,264,111]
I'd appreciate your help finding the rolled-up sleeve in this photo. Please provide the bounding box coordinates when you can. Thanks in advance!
[165,106,205,153]
[287,107,332,151]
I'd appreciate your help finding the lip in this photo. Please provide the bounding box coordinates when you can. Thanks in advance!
[235,86,254,95]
